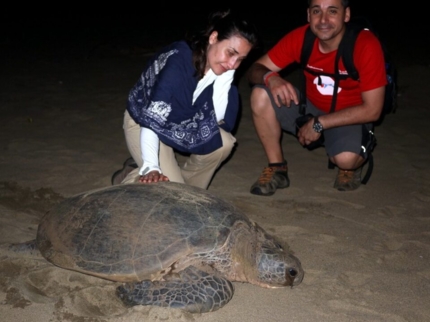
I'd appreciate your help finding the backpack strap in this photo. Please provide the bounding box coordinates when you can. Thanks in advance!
[299,26,316,115]
[359,123,377,184]
[329,48,343,113]
[361,154,373,184]
[300,26,316,69]
[329,22,364,112]
[338,22,362,81]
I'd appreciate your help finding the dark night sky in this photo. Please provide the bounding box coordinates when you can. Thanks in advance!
[1,3,424,63]
[2,3,403,39]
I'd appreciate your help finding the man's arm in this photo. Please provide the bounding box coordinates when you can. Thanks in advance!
[247,55,281,85]
[247,55,299,107]
[297,86,385,147]
[319,86,385,129]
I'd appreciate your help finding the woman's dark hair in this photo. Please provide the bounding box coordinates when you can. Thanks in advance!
[187,10,258,79]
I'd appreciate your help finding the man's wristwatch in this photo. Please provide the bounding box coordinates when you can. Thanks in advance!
[313,116,324,133]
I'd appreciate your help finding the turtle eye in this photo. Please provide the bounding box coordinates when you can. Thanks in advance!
[288,268,298,277]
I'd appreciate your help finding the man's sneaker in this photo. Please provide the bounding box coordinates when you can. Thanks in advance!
[333,168,362,191]
[111,157,138,185]
[250,165,290,196]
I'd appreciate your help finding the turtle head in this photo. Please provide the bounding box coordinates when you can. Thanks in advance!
[256,237,304,288]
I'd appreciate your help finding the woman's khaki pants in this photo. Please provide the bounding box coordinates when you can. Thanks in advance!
[121,110,236,189]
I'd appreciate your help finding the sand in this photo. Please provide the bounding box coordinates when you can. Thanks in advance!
[1,19,430,322]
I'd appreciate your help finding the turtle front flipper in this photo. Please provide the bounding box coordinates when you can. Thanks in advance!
[5,239,42,258]
[116,266,234,313]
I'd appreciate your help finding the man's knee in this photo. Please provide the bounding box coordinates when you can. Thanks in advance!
[250,86,272,113]
[331,152,364,170]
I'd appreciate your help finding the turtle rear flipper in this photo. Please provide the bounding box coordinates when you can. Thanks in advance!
[116,266,234,313]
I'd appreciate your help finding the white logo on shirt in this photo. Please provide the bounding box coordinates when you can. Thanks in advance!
[313,76,342,95]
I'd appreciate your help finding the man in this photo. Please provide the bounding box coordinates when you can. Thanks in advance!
[247,0,387,195]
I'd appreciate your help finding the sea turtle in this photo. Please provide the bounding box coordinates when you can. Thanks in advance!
[11,181,304,313]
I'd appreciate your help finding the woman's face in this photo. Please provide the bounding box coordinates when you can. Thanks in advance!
[206,31,253,75]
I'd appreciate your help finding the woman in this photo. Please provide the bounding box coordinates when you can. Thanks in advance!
[112,10,258,189]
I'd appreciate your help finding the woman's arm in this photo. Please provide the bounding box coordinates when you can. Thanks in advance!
[138,127,169,183]
[212,69,235,122]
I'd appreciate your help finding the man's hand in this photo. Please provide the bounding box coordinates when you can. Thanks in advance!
[267,76,299,108]
[246,59,299,108]
[297,118,322,147]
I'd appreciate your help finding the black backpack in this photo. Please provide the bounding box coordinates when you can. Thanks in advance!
[299,17,397,120]
[298,17,397,184]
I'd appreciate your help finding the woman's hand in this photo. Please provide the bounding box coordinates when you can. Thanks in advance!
[138,170,169,183]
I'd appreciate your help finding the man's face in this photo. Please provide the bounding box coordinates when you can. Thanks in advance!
[307,0,350,42]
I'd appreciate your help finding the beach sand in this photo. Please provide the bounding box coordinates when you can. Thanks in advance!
[0,20,430,322]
